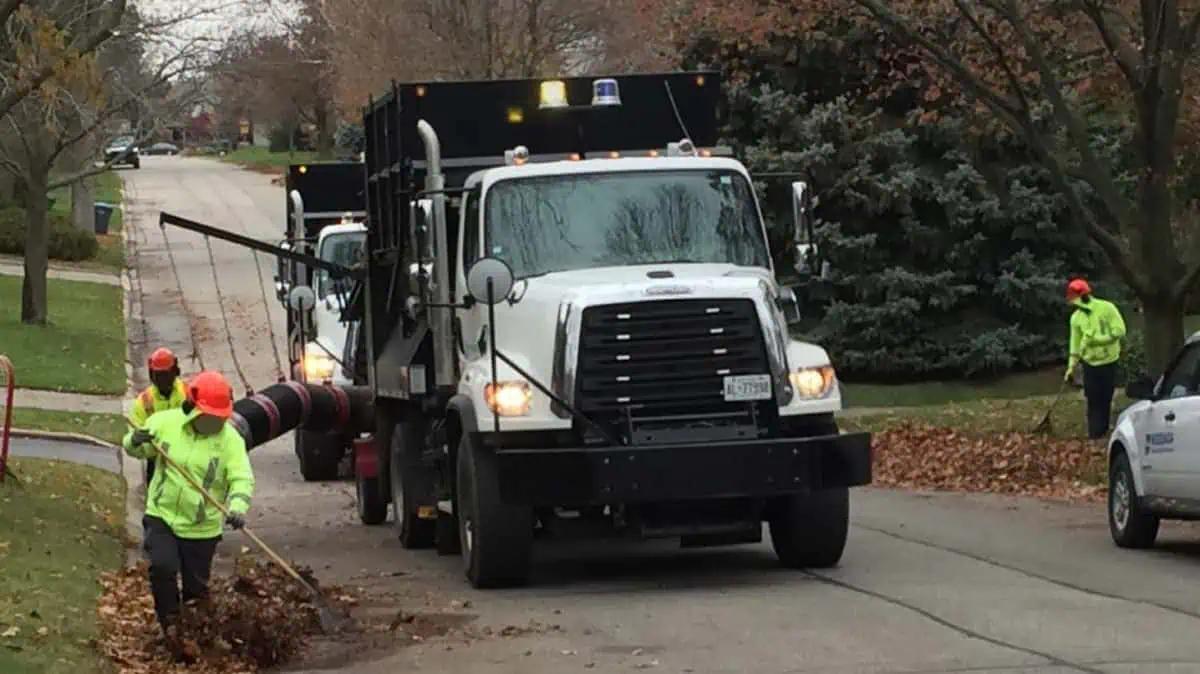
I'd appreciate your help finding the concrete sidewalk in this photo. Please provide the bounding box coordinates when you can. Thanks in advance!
[0,258,120,286]
[11,387,124,414]
[7,435,120,473]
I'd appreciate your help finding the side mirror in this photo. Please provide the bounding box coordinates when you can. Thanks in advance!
[466,257,514,306]
[274,278,291,303]
[775,287,802,326]
[792,181,819,276]
[1125,377,1157,401]
[287,285,315,312]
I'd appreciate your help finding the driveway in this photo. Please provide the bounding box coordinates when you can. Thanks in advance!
[122,155,1200,674]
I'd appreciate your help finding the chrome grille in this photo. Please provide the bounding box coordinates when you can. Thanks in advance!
[575,299,771,435]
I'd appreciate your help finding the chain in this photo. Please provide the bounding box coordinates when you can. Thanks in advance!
[250,249,287,382]
[203,235,253,395]
[159,223,206,370]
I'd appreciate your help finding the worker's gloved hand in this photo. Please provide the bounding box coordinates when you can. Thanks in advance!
[1063,367,1075,383]
[225,513,246,530]
[131,428,154,447]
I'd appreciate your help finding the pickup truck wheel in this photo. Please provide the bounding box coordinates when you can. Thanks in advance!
[391,422,435,548]
[769,487,849,569]
[296,430,342,481]
[356,473,388,525]
[1109,453,1159,548]
[456,434,533,588]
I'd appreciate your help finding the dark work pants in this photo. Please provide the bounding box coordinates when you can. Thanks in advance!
[143,516,220,630]
[145,457,156,484]
[1082,362,1118,439]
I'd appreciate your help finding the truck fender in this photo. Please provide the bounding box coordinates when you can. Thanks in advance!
[446,394,479,455]
[1109,413,1147,497]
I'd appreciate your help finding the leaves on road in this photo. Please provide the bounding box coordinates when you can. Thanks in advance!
[873,424,1106,502]
[97,557,355,673]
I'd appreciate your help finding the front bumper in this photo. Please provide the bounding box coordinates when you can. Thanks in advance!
[493,432,871,506]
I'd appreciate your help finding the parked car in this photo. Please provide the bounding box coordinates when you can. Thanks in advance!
[144,142,179,156]
[1107,332,1200,548]
[104,136,139,168]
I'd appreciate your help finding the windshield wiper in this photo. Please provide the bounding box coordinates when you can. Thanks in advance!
[638,259,702,265]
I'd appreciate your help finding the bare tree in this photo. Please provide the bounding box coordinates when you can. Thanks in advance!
[1,1,219,324]
[0,0,128,120]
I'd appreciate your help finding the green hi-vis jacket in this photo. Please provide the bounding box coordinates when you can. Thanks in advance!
[123,408,254,540]
[129,379,188,427]
[1069,296,1127,369]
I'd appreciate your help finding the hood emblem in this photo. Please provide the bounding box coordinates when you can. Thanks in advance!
[645,285,693,297]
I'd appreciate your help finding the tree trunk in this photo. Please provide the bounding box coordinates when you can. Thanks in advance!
[1141,296,1185,375]
[71,176,95,232]
[315,102,335,160]
[0,170,14,204]
[21,167,50,325]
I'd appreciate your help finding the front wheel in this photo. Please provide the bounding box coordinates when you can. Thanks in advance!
[1109,452,1159,548]
[296,430,343,481]
[769,487,849,569]
[456,434,533,588]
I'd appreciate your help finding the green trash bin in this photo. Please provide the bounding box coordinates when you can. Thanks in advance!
[94,202,115,235]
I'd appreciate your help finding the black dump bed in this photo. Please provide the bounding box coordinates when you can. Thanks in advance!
[284,161,366,239]
[357,72,721,396]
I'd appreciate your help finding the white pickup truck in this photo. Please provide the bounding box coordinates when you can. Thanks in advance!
[1107,332,1200,547]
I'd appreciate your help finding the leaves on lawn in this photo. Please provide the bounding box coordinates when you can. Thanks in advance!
[873,424,1106,502]
[97,557,354,673]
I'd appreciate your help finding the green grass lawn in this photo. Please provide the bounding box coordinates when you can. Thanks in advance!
[0,458,125,674]
[219,146,318,173]
[0,276,125,394]
[842,369,1064,409]
[842,388,1132,441]
[9,409,126,446]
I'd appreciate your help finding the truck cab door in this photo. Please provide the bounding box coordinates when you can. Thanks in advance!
[455,189,486,362]
[1141,343,1200,499]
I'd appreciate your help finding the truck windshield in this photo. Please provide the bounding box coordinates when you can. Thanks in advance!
[315,231,364,298]
[484,169,769,278]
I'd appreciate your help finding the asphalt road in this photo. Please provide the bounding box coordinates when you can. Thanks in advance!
[122,156,1200,674]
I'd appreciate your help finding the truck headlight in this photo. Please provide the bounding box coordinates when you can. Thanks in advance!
[302,350,336,381]
[485,381,532,416]
[789,366,835,399]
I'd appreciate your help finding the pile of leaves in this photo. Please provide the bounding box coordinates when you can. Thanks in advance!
[97,556,347,673]
[872,424,1106,502]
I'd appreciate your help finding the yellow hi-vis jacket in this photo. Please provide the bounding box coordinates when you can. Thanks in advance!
[1069,296,1126,369]
[129,379,188,427]
[123,408,255,539]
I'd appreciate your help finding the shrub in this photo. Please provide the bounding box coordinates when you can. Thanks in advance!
[0,206,98,261]
[268,125,292,153]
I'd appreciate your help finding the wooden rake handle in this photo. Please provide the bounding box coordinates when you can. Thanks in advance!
[124,417,319,597]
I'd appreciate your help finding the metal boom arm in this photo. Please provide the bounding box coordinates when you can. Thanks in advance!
[158,212,363,280]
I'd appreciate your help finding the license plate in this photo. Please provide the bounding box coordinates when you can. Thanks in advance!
[723,374,772,402]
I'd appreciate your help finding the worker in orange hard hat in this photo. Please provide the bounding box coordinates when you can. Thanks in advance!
[130,347,188,484]
[1065,278,1126,439]
[124,370,254,647]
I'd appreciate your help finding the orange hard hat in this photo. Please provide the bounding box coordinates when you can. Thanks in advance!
[148,347,178,372]
[1066,278,1092,300]
[188,371,234,419]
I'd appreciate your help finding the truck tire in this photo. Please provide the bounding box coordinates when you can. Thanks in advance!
[296,430,343,482]
[456,434,533,588]
[391,422,435,548]
[769,487,849,569]
[1108,452,1159,548]
[356,473,388,525]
